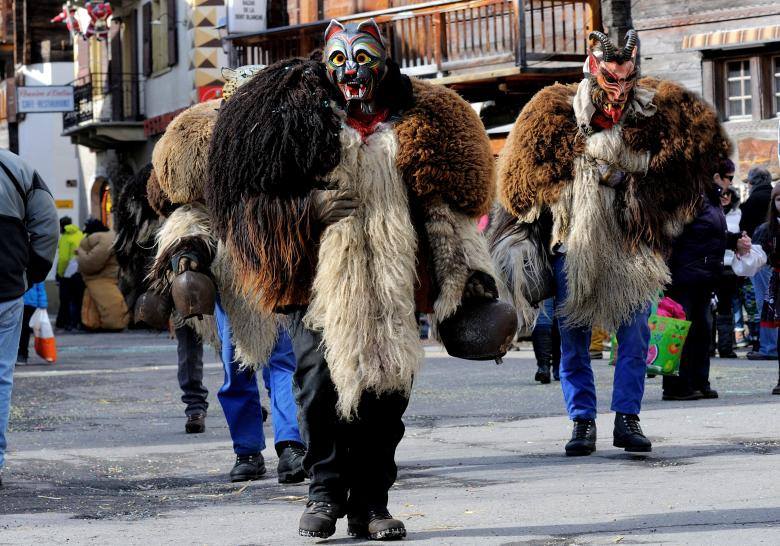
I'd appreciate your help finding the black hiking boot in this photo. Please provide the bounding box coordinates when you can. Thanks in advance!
[565,418,596,456]
[773,364,780,395]
[348,507,407,540]
[276,441,306,484]
[185,412,206,434]
[229,453,266,482]
[298,501,344,538]
[613,413,652,453]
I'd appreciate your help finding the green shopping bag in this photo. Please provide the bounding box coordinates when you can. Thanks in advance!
[608,315,691,376]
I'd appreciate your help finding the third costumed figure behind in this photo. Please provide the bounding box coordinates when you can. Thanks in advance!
[205,19,501,539]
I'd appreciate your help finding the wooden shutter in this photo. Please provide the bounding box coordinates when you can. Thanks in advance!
[142,2,152,76]
[167,0,178,67]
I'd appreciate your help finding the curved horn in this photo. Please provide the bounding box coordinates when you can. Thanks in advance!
[622,29,638,60]
[588,31,616,61]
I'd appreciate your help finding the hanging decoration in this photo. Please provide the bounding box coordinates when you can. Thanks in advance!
[50,1,112,42]
[50,1,82,41]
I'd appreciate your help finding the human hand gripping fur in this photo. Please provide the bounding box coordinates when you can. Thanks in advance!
[462,270,499,302]
[311,189,359,226]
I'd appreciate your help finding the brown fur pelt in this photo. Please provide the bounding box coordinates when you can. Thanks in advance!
[497,83,582,221]
[396,79,495,218]
[498,78,731,252]
[152,100,220,204]
[146,169,176,218]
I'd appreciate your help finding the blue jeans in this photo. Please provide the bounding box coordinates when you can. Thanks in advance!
[0,297,23,470]
[214,300,301,455]
[753,266,778,356]
[553,254,650,419]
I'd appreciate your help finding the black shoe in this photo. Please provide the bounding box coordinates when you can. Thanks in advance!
[15,355,27,365]
[718,352,738,359]
[699,388,719,399]
[773,382,780,395]
[534,365,551,384]
[299,501,344,538]
[552,363,560,381]
[565,419,596,456]
[230,453,266,482]
[662,391,703,401]
[747,351,776,360]
[185,412,206,434]
[261,405,269,423]
[276,441,306,484]
[348,507,406,540]
[613,413,652,452]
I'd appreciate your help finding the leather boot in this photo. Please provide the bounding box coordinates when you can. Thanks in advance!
[613,413,652,452]
[229,453,266,482]
[348,507,407,540]
[773,363,780,395]
[565,419,596,456]
[532,327,552,384]
[185,412,206,434]
[299,501,344,538]
[276,441,306,484]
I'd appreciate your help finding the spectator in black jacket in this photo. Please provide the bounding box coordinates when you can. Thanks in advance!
[0,149,58,487]
[740,167,773,238]
[664,179,749,401]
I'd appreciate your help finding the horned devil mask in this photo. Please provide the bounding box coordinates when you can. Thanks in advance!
[586,30,639,125]
[323,18,388,114]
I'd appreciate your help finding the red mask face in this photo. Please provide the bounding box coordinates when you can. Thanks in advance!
[587,30,639,125]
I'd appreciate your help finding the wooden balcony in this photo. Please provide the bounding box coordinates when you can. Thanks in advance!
[230,0,600,91]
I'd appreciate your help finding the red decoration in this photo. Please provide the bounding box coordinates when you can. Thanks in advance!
[84,1,112,42]
[51,2,82,39]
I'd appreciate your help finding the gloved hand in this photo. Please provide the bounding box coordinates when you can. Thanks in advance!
[462,270,498,302]
[311,189,359,226]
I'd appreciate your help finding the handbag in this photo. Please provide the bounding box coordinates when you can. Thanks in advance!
[609,314,691,376]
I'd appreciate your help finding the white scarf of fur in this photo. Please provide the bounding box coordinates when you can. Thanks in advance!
[305,124,423,420]
[560,83,668,330]
[152,204,278,365]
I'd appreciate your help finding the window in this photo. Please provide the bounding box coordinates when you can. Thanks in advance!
[726,59,751,120]
[774,56,780,116]
[143,0,178,76]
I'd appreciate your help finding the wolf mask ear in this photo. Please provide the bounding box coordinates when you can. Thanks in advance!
[324,19,345,42]
[357,19,384,46]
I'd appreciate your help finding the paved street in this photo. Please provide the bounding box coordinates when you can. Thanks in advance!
[1,329,779,545]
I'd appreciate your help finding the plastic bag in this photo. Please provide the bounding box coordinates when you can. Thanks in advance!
[609,314,690,376]
[63,257,79,278]
[732,245,767,277]
[29,308,56,363]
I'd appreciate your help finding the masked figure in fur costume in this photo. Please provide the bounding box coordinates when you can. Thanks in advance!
[492,30,730,457]
[144,68,306,484]
[206,19,498,540]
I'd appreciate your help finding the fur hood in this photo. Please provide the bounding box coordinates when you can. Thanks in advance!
[152,99,220,204]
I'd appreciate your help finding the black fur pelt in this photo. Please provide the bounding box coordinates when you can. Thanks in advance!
[113,163,161,308]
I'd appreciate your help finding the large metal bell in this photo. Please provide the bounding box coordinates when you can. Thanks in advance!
[171,270,216,320]
[134,291,172,330]
[438,299,519,362]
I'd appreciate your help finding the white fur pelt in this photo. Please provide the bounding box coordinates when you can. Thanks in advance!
[214,243,278,367]
[305,124,423,420]
[152,204,277,364]
[561,127,669,330]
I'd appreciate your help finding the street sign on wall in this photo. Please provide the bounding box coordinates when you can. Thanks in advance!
[17,86,75,113]
[226,0,267,34]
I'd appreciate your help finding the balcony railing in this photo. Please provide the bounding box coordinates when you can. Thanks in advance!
[231,0,598,78]
[63,72,145,131]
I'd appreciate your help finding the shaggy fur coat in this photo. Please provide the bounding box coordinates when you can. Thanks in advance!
[147,101,278,365]
[206,58,496,418]
[494,77,731,330]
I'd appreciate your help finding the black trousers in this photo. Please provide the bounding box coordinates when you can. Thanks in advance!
[17,305,36,359]
[287,310,409,511]
[664,284,714,395]
[56,274,84,329]
[174,323,209,416]
[714,272,737,356]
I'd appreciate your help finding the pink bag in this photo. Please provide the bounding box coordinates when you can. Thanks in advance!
[656,297,686,320]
